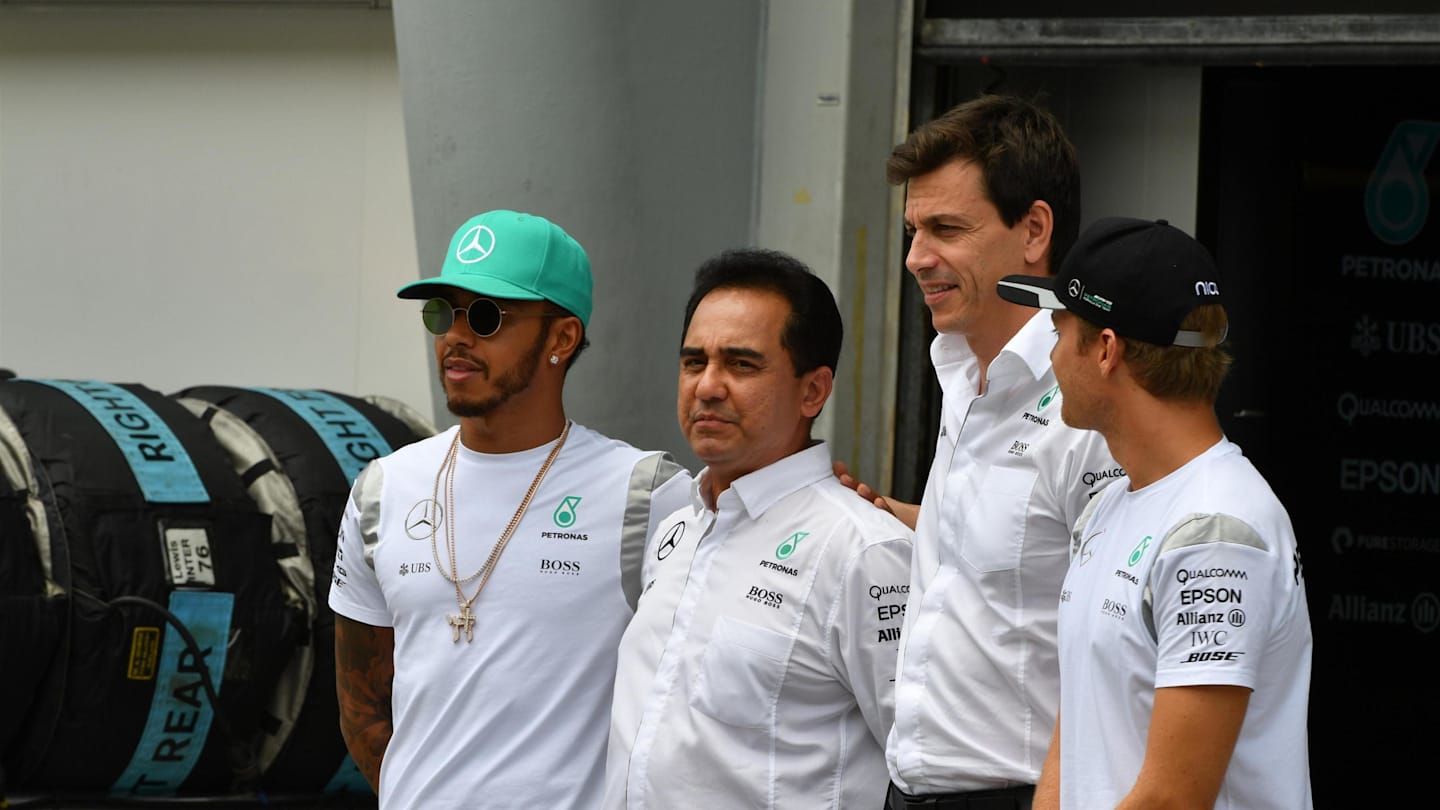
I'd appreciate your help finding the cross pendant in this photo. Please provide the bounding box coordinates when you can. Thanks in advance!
[447,608,476,643]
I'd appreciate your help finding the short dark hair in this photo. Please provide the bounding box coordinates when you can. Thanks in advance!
[681,248,842,377]
[887,93,1081,273]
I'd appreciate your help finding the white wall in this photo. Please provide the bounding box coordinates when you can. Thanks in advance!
[752,0,908,489]
[0,6,429,417]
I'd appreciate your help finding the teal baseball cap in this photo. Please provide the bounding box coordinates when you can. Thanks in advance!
[397,209,593,328]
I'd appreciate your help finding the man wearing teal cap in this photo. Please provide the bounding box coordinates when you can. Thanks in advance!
[329,210,692,809]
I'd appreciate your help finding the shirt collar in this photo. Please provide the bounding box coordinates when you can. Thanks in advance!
[931,309,1055,384]
[694,441,833,520]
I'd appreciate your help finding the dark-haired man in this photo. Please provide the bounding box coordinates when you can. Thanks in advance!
[841,94,1118,809]
[604,248,913,809]
[998,218,1312,810]
[330,209,691,809]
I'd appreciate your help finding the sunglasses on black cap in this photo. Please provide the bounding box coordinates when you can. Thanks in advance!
[421,297,555,337]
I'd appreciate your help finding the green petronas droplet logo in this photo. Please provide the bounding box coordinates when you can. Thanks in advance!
[1038,384,1060,411]
[1128,535,1152,567]
[776,531,809,560]
[553,496,582,528]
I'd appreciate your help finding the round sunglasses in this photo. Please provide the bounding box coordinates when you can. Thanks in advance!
[421,297,559,337]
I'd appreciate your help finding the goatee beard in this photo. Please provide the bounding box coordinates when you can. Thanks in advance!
[443,327,548,418]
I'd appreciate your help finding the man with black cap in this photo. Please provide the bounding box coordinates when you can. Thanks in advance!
[329,210,692,809]
[997,217,1314,809]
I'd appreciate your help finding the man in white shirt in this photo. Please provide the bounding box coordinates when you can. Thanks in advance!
[605,248,913,809]
[329,209,691,809]
[998,217,1313,809]
[840,95,1117,809]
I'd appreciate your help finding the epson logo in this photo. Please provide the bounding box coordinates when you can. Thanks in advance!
[539,559,581,576]
[1180,587,1243,605]
[1182,650,1243,663]
[1195,280,1220,296]
[746,585,783,609]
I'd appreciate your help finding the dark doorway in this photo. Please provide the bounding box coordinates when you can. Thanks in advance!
[1199,64,1440,806]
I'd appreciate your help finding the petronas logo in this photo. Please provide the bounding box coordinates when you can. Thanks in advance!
[776,531,809,561]
[1038,385,1060,411]
[553,496,582,528]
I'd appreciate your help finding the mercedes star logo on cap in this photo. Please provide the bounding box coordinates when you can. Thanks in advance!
[455,224,497,264]
[1067,279,1083,298]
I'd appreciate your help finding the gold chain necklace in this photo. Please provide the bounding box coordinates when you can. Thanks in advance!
[428,421,571,642]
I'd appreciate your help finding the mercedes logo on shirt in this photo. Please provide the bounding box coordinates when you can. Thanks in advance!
[405,499,445,540]
[455,224,497,264]
[656,522,685,560]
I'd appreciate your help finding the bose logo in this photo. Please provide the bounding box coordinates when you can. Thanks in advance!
[1195,281,1220,296]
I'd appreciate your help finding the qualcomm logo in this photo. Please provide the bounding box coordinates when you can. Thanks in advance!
[455,224,497,264]
[1365,121,1440,246]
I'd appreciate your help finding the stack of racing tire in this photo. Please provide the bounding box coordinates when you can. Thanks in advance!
[0,379,433,807]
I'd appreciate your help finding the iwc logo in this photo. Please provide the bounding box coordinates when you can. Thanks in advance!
[405,499,444,540]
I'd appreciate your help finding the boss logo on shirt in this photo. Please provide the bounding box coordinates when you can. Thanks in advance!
[539,559,582,576]
[1101,599,1128,620]
[746,585,784,609]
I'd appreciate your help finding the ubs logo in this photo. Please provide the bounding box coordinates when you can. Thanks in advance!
[405,499,444,540]
[656,522,685,561]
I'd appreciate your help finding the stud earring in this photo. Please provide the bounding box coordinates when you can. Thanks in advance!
[549,355,560,366]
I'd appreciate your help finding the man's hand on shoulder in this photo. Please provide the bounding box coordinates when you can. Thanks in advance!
[832,460,920,530]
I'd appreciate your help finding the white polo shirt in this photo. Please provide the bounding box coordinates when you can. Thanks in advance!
[1057,439,1313,809]
[329,423,691,810]
[605,442,913,809]
[888,311,1118,793]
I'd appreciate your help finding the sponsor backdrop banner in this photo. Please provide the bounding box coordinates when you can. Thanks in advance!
[1204,66,1440,805]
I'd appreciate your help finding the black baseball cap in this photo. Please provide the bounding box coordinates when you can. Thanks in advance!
[996,217,1225,347]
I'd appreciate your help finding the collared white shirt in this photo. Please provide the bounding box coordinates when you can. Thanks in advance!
[887,311,1118,793]
[605,442,913,809]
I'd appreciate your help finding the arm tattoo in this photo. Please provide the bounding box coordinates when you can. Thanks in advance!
[335,614,395,795]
